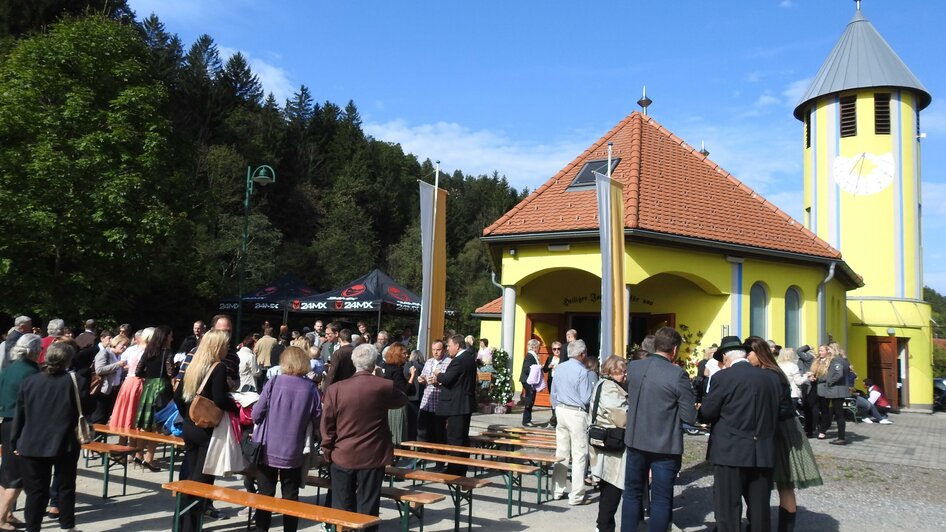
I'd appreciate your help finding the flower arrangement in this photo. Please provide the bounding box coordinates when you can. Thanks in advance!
[488,348,513,405]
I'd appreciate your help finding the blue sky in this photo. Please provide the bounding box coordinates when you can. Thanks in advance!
[128,0,946,293]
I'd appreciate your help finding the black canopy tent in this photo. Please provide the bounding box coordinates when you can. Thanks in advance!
[293,269,422,330]
[217,273,317,324]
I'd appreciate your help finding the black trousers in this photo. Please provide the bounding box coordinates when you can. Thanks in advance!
[21,447,80,531]
[90,391,117,425]
[254,464,302,532]
[329,464,384,532]
[418,409,446,444]
[521,386,536,425]
[818,397,846,439]
[178,440,214,532]
[596,480,622,532]
[405,400,421,442]
[712,465,773,532]
[801,383,818,435]
[443,413,471,476]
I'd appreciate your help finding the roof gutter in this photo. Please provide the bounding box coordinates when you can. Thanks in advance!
[817,261,837,345]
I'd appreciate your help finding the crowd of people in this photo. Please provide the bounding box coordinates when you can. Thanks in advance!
[0,314,479,532]
[0,312,899,531]
[526,326,897,532]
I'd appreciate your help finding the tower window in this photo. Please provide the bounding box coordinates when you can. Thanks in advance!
[840,95,857,137]
[749,282,768,338]
[568,158,621,189]
[805,112,812,148]
[875,93,891,134]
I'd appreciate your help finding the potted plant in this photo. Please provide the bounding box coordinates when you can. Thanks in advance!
[488,348,513,414]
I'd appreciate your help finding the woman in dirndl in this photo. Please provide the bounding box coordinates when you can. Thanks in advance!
[133,325,175,472]
[745,336,822,532]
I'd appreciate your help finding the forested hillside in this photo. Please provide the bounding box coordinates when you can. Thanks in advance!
[0,3,526,334]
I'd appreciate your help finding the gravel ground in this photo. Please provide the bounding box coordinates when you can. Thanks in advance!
[671,436,946,531]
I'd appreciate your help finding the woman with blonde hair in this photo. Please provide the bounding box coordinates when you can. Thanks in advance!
[172,330,238,532]
[110,327,153,461]
[809,344,850,443]
[251,346,321,531]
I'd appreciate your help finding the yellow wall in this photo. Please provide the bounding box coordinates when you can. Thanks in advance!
[489,239,839,392]
[477,319,502,354]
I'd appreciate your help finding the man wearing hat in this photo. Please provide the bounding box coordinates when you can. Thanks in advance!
[699,337,794,532]
[1,316,32,371]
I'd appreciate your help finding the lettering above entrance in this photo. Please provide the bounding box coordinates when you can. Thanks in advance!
[562,292,655,307]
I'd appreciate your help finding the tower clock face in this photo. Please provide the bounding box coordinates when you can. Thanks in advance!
[832,152,895,195]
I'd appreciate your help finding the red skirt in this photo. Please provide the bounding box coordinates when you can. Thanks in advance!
[110,376,144,429]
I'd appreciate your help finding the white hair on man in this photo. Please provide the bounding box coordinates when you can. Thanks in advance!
[527,338,540,352]
[351,334,364,346]
[724,348,747,360]
[567,339,587,359]
[47,318,65,336]
[352,343,379,372]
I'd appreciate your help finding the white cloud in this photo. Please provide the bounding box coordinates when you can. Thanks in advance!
[218,47,294,103]
[779,1,795,8]
[920,105,946,135]
[754,93,781,108]
[364,119,593,190]
[781,78,812,107]
[923,182,946,221]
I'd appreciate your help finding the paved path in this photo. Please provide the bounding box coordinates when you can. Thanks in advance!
[17,408,946,531]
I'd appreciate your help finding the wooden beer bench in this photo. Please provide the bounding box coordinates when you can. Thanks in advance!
[384,466,489,532]
[80,441,137,499]
[163,480,380,532]
[306,474,444,532]
[480,430,555,442]
[471,435,557,450]
[93,424,184,482]
[400,440,560,503]
[393,449,537,520]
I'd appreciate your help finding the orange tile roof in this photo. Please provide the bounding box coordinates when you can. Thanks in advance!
[474,296,503,315]
[483,112,841,260]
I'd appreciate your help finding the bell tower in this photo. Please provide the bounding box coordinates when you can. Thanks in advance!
[794,3,933,410]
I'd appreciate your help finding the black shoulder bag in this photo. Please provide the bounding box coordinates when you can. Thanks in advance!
[588,379,625,451]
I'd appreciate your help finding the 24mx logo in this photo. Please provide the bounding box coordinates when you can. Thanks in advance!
[299,301,328,311]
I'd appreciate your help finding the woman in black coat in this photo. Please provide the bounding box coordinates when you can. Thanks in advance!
[11,341,93,532]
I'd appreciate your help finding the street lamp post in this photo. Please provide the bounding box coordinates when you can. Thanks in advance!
[237,165,276,342]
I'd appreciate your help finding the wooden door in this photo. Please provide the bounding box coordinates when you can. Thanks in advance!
[525,313,564,407]
[867,336,900,411]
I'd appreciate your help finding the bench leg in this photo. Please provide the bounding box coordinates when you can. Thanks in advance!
[504,472,512,519]
[172,492,183,532]
[102,454,110,499]
[122,456,128,496]
[168,445,177,483]
[535,467,543,504]
[398,501,409,532]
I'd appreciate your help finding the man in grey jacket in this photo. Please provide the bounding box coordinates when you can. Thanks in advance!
[621,327,697,531]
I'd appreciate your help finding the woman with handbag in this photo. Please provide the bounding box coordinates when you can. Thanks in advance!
[90,335,129,424]
[10,341,94,532]
[251,346,321,532]
[172,329,237,532]
[588,355,628,532]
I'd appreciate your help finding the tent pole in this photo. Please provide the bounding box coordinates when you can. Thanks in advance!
[376,306,382,334]
[282,303,289,330]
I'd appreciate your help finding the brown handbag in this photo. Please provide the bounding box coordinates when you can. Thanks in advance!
[189,362,224,429]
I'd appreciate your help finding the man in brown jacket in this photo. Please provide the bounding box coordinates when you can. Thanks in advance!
[321,343,407,530]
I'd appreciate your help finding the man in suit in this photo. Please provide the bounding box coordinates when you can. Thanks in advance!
[74,319,97,350]
[699,336,793,532]
[321,343,408,532]
[519,338,542,427]
[622,326,697,531]
[324,329,356,386]
[432,334,477,475]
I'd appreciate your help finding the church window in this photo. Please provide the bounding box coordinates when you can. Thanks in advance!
[874,93,891,135]
[568,158,621,189]
[839,95,857,138]
[749,282,768,338]
[785,287,802,348]
[804,112,812,148]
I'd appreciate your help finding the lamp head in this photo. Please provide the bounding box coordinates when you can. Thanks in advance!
[251,165,276,186]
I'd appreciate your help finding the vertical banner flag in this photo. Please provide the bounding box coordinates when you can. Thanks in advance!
[418,180,448,356]
[595,158,626,362]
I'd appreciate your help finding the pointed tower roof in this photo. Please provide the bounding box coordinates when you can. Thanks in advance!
[793,9,931,120]
[482,112,842,261]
